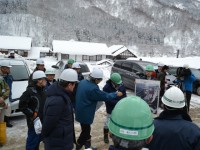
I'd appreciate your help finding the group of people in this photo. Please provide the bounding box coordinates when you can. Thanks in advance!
[1,56,200,150]
[141,62,196,114]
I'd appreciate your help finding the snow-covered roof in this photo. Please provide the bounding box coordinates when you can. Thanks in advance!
[108,45,136,57]
[0,35,32,50]
[52,40,110,55]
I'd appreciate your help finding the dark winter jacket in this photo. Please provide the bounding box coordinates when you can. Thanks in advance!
[42,82,74,150]
[78,72,84,81]
[103,80,126,114]
[19,85,46,128]
[147,110,200,150]
[108,145,121,150]
[45,79,56,90]
[157,71,167,90]
[3,74,13,101]
[75,79,118,125]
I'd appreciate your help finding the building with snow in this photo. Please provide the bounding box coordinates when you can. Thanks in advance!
[52,40,110,61]
[0,35,32,57]
[27,47,53,60]
[107,45,137,60]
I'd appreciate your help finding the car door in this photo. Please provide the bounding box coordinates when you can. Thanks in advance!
[121,62,134,89]
[54,61,65,79]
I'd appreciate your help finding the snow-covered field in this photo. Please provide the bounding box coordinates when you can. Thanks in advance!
[2,56,200,150]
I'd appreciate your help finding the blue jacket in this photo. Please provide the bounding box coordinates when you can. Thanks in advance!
[75,79,118,124]
[3,74,13,101]
[42,82,74,150]
[147,111,200,150]
[103,80,127,114]
[182,74,196,92]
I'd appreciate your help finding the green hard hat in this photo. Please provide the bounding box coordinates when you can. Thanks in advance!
[108,96,154,140]
[110,73,122,84]
[145,64,154,71]
[67,58,75,64]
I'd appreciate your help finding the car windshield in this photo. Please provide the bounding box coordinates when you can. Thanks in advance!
[10,65,29,81]
[191,69,200,80]
[136,61,158,70]
[80,64,90,73]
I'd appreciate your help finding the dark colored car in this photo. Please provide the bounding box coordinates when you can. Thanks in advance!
[168,66,200,96]
[111,60,158,90]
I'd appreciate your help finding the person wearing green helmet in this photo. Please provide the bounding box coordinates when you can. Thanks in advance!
[147,86,200,150]
[102,73,127,144]
[144,64,155,80]
[65,58,75,69]
[108,96,154,150]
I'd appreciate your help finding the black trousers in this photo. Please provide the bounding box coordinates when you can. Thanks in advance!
[184,91,192,113]
[77,123,91,147]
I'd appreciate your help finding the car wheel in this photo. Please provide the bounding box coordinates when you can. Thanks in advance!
[196,86,200,96]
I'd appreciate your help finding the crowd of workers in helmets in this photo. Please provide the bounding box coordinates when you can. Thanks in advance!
[0,56,199,149]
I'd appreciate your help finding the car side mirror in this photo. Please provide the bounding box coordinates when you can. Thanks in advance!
[51,65,59,69]
[136,72,145,77]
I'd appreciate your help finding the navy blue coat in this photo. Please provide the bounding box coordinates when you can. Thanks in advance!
[75,79,118,124]
[103,80,126,114]
[42,82,74,150]
[147,111,200,150]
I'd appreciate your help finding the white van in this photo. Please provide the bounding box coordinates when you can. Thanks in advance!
[0,58,31,117]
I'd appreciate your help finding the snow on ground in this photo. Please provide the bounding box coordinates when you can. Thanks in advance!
[2,56,200,150]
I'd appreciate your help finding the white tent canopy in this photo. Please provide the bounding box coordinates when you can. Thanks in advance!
[28,47,51,59]
[52,40,110,56]
[0,35,32,50]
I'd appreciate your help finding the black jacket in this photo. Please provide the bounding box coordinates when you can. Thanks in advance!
[103,80,127,114]
[147,110,200,150]
[42,82,74,150]
[19,85,46,128]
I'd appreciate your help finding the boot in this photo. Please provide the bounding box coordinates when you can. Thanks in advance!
[4,116,13,128]
[84,140,97,150]
[103,128,109,144]
[76,142,83,150]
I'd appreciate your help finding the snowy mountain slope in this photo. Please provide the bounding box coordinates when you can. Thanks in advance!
[0,0,200,56]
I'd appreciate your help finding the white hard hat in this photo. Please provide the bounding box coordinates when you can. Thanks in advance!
[72,62,81,69]
[183,64,189,69]
[157,62,164,67]
[45,68,56,75]
[0,61,12,68]
[32,71,46,80]
[36,59,45,65]
[161,86,185,108]
[90,68,103,79]
[59,69,78,82]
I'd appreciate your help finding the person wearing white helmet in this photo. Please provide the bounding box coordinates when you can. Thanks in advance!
[155,62,164,78]
[0,61,14,127]
[19,70,47,150]
[8,51,15,59]
[45,68,56,90]
[75,68,123,150]
[72,62,84,81]
[28,58,46,86]
[69,62,84,109]
[175,64,196,113]
[42,69,78,150]
[147,86,200,150]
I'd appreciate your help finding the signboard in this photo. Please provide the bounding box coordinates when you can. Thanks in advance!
[135,79,160,114]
